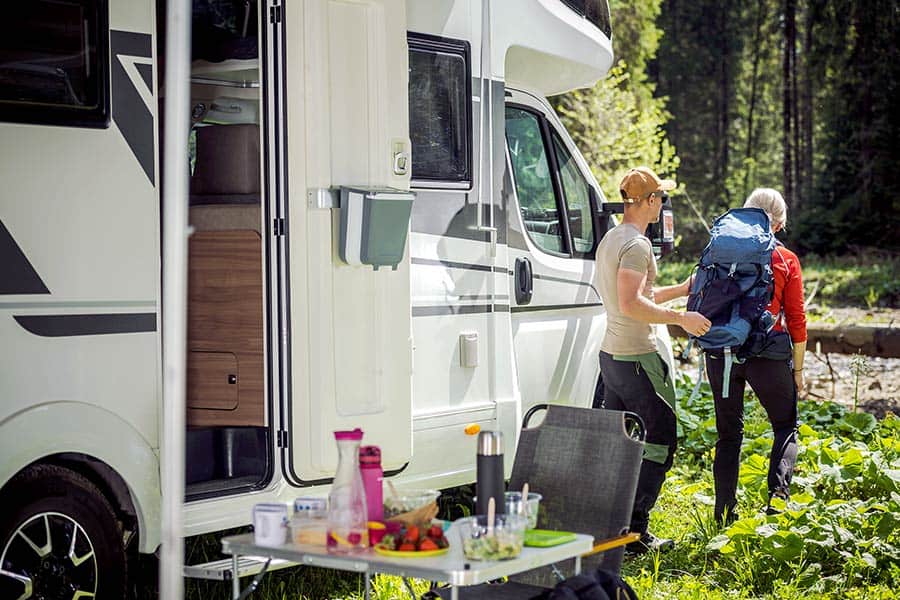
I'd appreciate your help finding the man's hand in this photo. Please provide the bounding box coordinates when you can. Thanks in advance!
[794,369,805,395]
[680,311,711,337]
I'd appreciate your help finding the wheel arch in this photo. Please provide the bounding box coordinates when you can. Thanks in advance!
[0,402,161,554]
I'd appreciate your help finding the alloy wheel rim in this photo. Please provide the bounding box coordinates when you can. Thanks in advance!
[0,512,98,600]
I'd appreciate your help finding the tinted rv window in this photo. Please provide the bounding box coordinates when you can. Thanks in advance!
[0,0,109,127]
[552,133,595,256]
[408,35,471,184]
[506,107,566,255]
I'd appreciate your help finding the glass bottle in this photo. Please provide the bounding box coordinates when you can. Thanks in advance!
[326,428,368,554]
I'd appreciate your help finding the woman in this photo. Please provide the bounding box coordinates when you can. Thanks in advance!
[706,188,807,525]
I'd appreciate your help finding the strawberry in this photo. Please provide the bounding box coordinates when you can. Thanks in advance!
[418,538,439,551]
[398,542,416,552]
[403,525,419,542]
[427,525,444,539]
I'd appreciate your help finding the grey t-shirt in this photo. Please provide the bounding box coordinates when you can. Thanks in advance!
[595,223,658,355]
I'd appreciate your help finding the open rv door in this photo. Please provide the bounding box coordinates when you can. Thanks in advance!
[273,0,414,485]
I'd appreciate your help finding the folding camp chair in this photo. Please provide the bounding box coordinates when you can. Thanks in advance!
[433,403,645,599]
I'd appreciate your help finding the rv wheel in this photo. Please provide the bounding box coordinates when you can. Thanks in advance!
[0,464,127,599]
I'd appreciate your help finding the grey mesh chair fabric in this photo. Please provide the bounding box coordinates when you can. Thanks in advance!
[434,404,644,598]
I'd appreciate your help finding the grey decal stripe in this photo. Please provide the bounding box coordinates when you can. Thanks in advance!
[14,313,157,337]
[0,220,50,295]
[110,30,154,184]
[136,63,153,90]
[511,302,603,314]
[533,273,602,299]
[411,257,493,272]
[412,304,510,317]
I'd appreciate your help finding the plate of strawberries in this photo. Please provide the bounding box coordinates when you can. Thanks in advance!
[374,523,450,557]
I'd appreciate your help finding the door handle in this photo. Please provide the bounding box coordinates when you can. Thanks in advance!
[515,257,533,305]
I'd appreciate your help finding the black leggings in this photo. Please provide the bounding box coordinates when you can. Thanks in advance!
[705,354,798,520]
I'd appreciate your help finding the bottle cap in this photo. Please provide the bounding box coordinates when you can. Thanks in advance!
[476,430,503,456]
[359,445,381,466]
[334,428,364,441]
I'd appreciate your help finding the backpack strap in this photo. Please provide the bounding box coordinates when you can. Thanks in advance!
[722,347,733,399]
[686,353,705,405]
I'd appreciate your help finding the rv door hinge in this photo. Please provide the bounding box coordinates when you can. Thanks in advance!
[277,430,289,448]
[269,5,282,24]
[274,218,286,236]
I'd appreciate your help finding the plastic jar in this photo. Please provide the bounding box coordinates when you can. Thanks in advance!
[291,497,328,546]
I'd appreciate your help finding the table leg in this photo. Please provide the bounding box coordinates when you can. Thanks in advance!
[574,555,582,576]
[402,577,418,600]
[364,569,371,600]
[451,585,459,600]
[231,554,240,599]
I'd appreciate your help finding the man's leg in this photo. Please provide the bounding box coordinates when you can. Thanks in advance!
[705,354,748,524]
[744,357,798,503]
[599,352,676,541]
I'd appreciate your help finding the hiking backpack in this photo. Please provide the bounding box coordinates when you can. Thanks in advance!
[685,208,777,398]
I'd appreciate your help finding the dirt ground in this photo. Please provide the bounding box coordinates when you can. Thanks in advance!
[804,306,899,417]
[804,351,899,418]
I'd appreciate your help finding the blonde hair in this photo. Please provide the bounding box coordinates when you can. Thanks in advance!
[744,188,787,229]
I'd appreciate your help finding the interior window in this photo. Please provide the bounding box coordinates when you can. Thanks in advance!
[505,106,566,254]
[408,35,471,183]
[0,0,108,127]
[552,133,595,256]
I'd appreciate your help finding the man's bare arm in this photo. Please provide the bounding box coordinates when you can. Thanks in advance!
[617,268,710,335]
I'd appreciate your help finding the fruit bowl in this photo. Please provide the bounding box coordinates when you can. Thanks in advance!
[375,523,450,557]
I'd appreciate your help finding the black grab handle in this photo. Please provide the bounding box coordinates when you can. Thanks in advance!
[515,257,533,305]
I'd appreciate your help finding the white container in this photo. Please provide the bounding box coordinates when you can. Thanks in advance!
[252,503,288,547]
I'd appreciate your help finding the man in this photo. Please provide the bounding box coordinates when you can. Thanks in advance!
[595,166,710,554]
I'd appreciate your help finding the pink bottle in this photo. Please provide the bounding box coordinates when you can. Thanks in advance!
[359,445,383,523]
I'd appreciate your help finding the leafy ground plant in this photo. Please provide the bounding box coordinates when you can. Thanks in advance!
[621,375,900,599]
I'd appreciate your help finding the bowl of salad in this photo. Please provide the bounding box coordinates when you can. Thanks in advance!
[456,514,527,561]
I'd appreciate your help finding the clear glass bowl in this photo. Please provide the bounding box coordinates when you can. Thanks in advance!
[504,492,542,529]
[472,492,543,529]
[383,488,441,518]
[456,514,527,561]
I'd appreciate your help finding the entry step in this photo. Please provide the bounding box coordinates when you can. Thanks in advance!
[183,555,297,581]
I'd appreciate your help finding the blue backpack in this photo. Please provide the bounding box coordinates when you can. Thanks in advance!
[686,208,776,398]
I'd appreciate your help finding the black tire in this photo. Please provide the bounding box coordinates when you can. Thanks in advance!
[0,464,127,599]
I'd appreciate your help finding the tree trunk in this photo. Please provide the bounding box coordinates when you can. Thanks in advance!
[782,0,796,202]
[800,0,817,210]
[744,0,768,193]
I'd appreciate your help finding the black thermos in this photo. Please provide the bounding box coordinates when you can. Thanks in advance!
[475,430,505,515]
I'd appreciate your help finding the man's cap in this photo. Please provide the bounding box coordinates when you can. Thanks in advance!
[619,166,676,203]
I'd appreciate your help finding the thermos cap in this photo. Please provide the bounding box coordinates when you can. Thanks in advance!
[359,445,381,465]
[476,430,503,456]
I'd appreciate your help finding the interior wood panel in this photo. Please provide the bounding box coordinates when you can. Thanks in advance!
[187,351,239,410]
[187,230,264,427]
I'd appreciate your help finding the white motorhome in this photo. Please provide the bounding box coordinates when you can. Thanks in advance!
[0,0,675,595]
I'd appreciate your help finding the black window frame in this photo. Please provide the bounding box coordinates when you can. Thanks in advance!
[505,103,572,258]
[407,32,472,187]
[0,0,110,129]
[549,129,599,259]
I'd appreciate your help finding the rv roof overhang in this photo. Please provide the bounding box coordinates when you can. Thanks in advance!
[495,0,614,96]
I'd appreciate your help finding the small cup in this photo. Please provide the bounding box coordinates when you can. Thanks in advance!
[253,503,288,547]
[368,521,387,546]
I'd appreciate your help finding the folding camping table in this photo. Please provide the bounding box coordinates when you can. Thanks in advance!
[221,524,593,600]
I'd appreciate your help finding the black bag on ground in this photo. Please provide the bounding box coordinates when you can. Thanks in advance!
[545,568,638,600]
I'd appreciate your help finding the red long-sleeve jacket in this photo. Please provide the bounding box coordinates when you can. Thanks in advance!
[769,246,807,343]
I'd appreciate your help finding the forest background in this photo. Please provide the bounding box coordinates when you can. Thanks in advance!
[554,0,900,258]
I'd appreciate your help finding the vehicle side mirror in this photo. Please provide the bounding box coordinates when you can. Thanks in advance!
[645,192,675,260]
